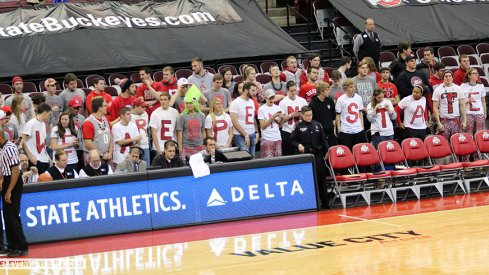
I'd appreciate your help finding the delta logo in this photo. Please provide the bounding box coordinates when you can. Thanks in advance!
[206,180,305,207]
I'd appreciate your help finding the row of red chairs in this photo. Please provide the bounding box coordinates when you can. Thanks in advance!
[326,130,489,208]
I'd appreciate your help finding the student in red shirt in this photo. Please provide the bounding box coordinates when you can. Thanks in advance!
[136,67,164,118]
[108,78,136,124]
[377,67,399,106]
[299,66,319,103]
[85,76,113,116]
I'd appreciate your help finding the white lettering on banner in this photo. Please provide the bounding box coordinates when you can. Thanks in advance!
[25,192,186,227]
[230,180,304,203]
[0,12,217,38]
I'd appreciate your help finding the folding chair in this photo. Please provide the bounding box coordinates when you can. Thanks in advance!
[175,69,193,79]
[313,0,335,40]
[0,83,13,95]
[326,145,368,208]
[401,138,445,196]
[85,74,104,88]
[153,71,163,82]
[437,46,458,60]
[451,133,489,193]
[332,17,355,48]
[378,141,418,202]
[380,51,396,68]
[256,74,272,85]
[440,56,459,71]
[425,135,465,194]
[204,67,216,74]
[457,45,481,65]
[22,82,38,93]
[352,143,394,204]
[239,64,259,76]
[476,43,489,57]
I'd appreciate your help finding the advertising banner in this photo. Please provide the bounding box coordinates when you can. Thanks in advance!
[21,162,316,243]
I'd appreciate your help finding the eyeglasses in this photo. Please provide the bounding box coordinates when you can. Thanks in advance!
[470,72,479,75]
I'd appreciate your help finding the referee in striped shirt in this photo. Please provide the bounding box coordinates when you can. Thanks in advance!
[0,126,28,257]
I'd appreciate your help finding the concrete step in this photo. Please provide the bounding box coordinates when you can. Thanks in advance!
[256,0,277,9]
[266,7,287,17]
[270,15,296,27]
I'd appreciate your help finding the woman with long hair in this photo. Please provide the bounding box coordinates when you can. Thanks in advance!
[395,84,428,140]
[10,95,27,134]
[205,97,233,148]
[460,67,486,135]
[221,66,236,94]
[243,65,264,102]
[367,88,396,149]
[231,81,244,100]
[362,56,381,83]
[50,111,80,171]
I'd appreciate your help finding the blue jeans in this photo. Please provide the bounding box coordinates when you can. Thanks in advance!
[372,134,394,171]
[233,133,256,158]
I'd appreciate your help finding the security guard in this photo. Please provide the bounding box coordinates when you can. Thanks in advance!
[290,106,330,208]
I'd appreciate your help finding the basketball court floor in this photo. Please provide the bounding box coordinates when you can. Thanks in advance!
[2,192,489,274]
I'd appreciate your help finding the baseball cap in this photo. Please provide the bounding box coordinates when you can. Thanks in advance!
[1,105,12,115]
[44,78,57,88]
[404,54,415,62]
[68,97,83,108]
[12,76,22,85]
[264,89,276,99]
[379,67,391,72]
[133,97,148,108]
[177,78,189,87]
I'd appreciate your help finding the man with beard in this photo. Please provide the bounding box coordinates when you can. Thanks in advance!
[59,73,86,114]
[161,66,179,96]
[188,57,214,93]
[136,67,165,117]
[300,53,330,85]
[109,78,137,123]
[230,82,259,157]
[263,64,287,102]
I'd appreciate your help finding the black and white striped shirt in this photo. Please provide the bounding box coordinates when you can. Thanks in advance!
[0,141,20,176]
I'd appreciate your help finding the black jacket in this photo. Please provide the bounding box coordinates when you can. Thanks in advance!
[290,120,329,157]
[152,154,184,169]
[389,55,407,81]
[309,95,335,135]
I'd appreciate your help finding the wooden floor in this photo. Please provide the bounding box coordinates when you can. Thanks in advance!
[3,192,489,274]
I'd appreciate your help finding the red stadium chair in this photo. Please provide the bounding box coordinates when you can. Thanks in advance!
[440,56,459,70]
[380,51,396,68]
[22,82,38,93]
[175,69,193,79]
[326,145,368,208]
[131,72,147,83]
[62,78,84,89]
[85,74,104,88]
[450,133,489,193]
[256,74,272,85]
[424,135,465,193]
[0,83,13,95]
[474,130,489,160]
[153,71,163,82]
[401,138,446,196]
[476,43,489,56]
[218,65,238,76]
[204,67,216,74]
[38,80,61,92]
[105,86,119,97]
[108,73,127,86]
[352,143,394,203]
[82,88,92,97]
[437,46,457,59]
[378,140,418,201]
[260,61,278,74]
[239,64,259,76]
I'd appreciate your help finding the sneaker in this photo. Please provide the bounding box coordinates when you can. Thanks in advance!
[0,248,9,256]
[7,250,28,257]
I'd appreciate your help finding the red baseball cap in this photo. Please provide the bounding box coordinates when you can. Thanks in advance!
[133,97,148,108]
[12,76,22,85]
[1,105,12,115]
[68,97,83,108]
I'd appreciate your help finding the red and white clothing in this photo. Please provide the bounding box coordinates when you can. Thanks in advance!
[367,99,396,136]
[81,115,111,154]
[460,83,486,116]
[429,75,444,90]
[205,113,233,147]
[396,96,428,129]
[432,84,466,119]
[109,95,136,122]
[136,81,165,116]
[229,97,256,135]
[149,106,179,149]
[112,121,139,164]
[377,81,399,102]
[279,96,308,133]
[258,104,282,141]
[131,113,150,150]
[335,94,364,134]
[50,126,79,165]
[23,118,49,163]
[85,91,113,116]
[280,68,302,87]
[299,82,317,103]
[300,67,330,85]
[161,77,179,96]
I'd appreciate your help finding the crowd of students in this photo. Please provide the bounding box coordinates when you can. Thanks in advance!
[0,48,486,187]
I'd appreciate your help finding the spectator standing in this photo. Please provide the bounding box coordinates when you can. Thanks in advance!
[263,65,287,102]
[205,97,233,148]
[309,82,337,146]
[299,66,319,103]
[258,89,283,158]
[377,67,400,106]
[353,18,381,68]
[150,93,179,155]
[279,81,307,155]
[49,111,80,172]
[367,89,397,148]
[43,78,63,127]
[188,57,214,93]
[82,97,113,167]
[389,42,412,80]
[161,66,179,96]
[22,103,52,173]
[112,107,142,167]
[300,53,330,85]
[280,56,302,86]
[176,97,206,164]
[109,78,136,123]
[136,67,164,117]
[59,73,86,115]
[4,76,34,121]
[460,68,486,135]
[130,98,150,165]
[335,79,366,149]
[85,76,113,116]
[395,85,429,140]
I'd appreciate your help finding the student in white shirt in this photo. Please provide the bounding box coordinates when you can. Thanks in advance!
[335,78,366,149]
[460,67,487,135]
[396,85,429,140]
[258,89,284,158]
[279,81,307,155]
[367,89,396,149]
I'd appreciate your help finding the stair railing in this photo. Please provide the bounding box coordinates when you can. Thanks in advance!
[285,0,311,49]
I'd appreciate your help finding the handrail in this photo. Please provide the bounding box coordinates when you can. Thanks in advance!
[285,1,311,49]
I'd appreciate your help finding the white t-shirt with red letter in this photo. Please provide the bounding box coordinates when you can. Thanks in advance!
[335,94,364,134]
[432,84,466,119]
[229,97,256,136]
[149,106,179,149]
[279,96,308,133]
